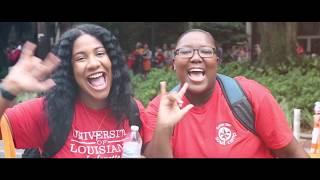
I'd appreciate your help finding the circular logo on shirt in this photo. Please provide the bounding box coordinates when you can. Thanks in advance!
[215,123,237,146]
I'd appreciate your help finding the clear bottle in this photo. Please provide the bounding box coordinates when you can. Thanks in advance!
[311,101,320,153]
[314,101,320,115]
[121,125,142,158]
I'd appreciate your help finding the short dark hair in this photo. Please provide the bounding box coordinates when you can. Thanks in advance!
[176,29,216,47]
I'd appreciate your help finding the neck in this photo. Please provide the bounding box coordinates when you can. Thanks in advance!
[185,85,215,106]
[79,95,107,110]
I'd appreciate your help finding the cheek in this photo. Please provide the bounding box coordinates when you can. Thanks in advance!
[72,63,85,84]
[206,58,218,70]
[174,60,186,71]
[72,63,79,76]
[103,57,112,69]
[103,58,112,84]
[207,63,217,83]
[174,65,185,77]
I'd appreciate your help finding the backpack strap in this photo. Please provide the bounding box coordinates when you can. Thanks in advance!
[216,74,256,134]
[170,84,181,93]
[22,148,41,158]
[170,74,256,134]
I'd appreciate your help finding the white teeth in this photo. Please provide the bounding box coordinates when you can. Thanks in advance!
[88,72,103,79]
[189,69,203,73]
[188,68,205,75]
[189,68,203,72]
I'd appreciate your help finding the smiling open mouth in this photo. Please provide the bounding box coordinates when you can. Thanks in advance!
[187,68,205,82]
[87,72,107,90]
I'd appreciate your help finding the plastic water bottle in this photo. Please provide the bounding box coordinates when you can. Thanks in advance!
[310,101,320,153]
[122,125,142,158]
[314,102,320,115]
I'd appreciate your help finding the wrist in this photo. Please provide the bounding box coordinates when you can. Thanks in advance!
[1,78,21,97]
[0,84,16,101]
[155,123,173,136]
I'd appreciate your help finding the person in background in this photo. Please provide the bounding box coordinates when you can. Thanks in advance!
[296,42,305,56]
[142,43,152,78]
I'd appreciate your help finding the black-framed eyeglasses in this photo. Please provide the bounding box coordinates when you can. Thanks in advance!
[175,47,216,58]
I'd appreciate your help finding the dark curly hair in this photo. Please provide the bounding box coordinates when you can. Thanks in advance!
[42,24,133,151]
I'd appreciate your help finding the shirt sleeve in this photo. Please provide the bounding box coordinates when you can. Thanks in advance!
[255,92,293,149]
[134,98,157,145]
[4,97,49,149]
[236,76,293,150]
[142,96,161,144]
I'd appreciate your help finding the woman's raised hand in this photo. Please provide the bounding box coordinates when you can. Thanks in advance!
[2,41,61,95]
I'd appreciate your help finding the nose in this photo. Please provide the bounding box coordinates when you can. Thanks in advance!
[87,55,100,70]
[190,49,203,63]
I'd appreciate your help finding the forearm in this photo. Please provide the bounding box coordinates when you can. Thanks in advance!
[0,79,19,121]
[272,137,309,158]
[0,96,13,117]
[144,125,174,158]
[0,79,19,139]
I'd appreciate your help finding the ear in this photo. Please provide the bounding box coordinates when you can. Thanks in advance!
[216,57,221,64]
[172,59,176,70]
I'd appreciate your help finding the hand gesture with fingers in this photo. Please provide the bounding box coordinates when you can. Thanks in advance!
[157,81,194,128]
[3,41,61,95]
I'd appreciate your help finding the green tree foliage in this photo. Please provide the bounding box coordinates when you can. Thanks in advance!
[131,68,178,106]
[94,22,246,54]
[192,22,247,48]
[94,22,185,52]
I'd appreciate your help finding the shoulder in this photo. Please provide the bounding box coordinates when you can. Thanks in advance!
[5,97,45,119]
[146,94,161,110]
[233,76,274,106]
[234,76,271,94]
[7,97,44,113]
[133,98,146,112]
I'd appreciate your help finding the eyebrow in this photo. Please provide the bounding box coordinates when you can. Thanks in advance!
[176,45,216,49]
[72,47,105,57]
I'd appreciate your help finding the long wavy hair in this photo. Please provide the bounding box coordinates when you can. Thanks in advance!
[43,24,133,144]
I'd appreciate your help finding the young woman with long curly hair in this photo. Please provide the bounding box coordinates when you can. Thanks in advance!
[0,24,152,158]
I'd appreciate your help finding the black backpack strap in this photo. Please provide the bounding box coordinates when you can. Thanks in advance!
[217,74,256,134]
[22,148,41,158]
[127,97,142,129]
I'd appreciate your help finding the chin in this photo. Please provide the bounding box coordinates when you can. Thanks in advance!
[91,92,109,100]
[188,86,205,95]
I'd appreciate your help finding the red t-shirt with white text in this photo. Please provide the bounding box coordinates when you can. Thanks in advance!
[5,97,153,158]
[146,76,293,158]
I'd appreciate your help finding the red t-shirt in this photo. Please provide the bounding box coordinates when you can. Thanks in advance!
[146,76,293,158]
[5,97,153,158]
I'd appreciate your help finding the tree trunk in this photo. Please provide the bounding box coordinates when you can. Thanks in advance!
[285,22,297,56]
[257,22,297,67]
